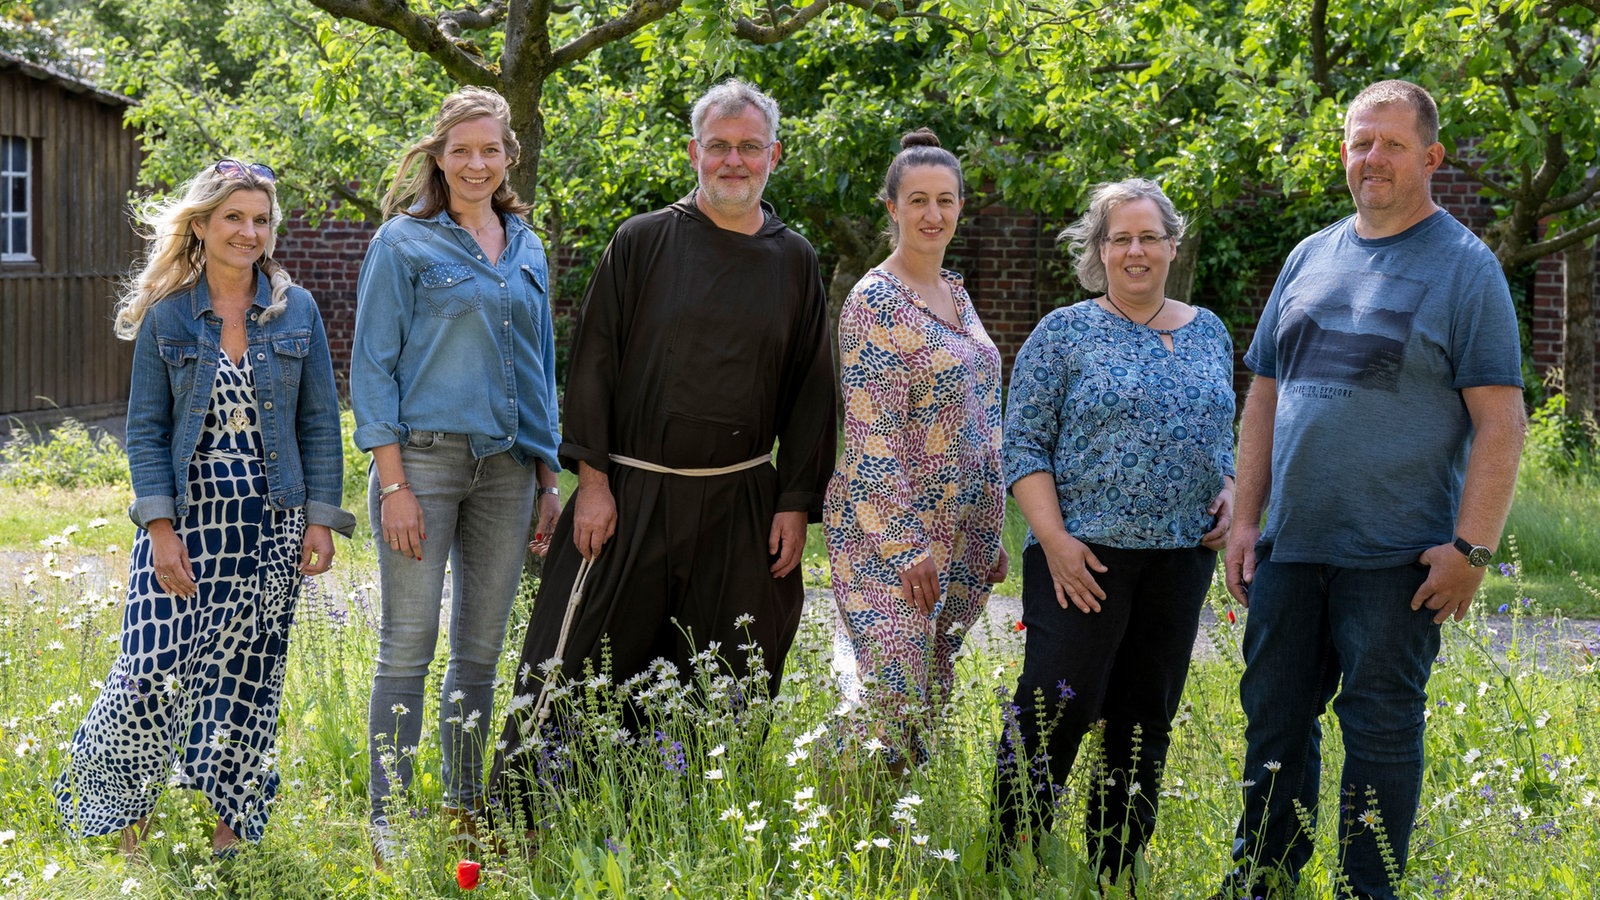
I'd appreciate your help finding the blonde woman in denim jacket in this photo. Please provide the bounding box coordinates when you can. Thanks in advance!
[54,160,354,859]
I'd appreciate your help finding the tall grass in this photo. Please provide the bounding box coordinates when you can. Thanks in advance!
[0,406,1597,896]
[0,508,1596,898]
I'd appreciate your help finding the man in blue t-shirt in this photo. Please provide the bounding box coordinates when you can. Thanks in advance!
[1218,81,1526,900]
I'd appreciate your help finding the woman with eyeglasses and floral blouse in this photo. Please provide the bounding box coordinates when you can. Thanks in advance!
[993,178,1235,887]
[53,159,354,858]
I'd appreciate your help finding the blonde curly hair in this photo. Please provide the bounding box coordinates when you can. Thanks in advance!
[113,162,292,340]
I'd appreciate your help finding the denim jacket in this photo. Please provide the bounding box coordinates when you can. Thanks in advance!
[125,271,356,536]
[350,209,561,472]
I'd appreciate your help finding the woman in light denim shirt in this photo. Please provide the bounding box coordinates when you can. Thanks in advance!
[350,87,562,861]
[53,161,354,859]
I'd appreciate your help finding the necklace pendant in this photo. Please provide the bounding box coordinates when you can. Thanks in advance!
[226,407,249,434]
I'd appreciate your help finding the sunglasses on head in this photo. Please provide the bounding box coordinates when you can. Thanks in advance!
[214,159,277,182]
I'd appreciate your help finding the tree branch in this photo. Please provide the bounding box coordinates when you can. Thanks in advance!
[731,0,1103,61]
[438,1,507,37]
[1540,167,1600,218]
[550,0,683,69]
[1309,0,1332,97]
[1446,153,1518,198]
[733,0,847,43]
[331,181,384,223]
[1507,214,1600,267]
[1088,61,1151,74]
[304,0,497,85]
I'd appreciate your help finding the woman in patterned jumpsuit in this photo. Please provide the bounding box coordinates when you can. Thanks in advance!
[823,128,1008,772]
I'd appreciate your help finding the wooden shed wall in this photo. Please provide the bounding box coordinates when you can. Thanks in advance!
[0,66,142,418]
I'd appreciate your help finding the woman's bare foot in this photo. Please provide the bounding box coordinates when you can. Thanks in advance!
[211,818,241,857]
[119,817,150,859]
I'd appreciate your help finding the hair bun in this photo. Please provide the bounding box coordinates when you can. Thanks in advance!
[900,127,942,150]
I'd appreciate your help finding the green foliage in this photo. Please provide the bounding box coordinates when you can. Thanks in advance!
[1192,189,1350,330]
[0,420,128,489]
[339,408,367,514]
[1406,0,1600,265]
[89,0,455,224]
[0,0,97,79]
[1522,392,1600,480]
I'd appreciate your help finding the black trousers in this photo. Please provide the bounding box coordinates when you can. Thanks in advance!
[995,541,1215,878]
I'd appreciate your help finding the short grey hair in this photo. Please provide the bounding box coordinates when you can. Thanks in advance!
[690,79,780,143]
[1058,178,1186,294]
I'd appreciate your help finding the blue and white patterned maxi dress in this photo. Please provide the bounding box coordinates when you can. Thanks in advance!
[55,350,307,842]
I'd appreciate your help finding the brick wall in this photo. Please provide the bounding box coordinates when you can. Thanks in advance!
[945,203,1072,374]
[273,214,373,390]
[274,174,1599,411]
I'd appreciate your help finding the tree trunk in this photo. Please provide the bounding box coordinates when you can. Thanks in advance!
[1168,224,1202,302]
[1563,236,1597,422]
[503,73,547,209]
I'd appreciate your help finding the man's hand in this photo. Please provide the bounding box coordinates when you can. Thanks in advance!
[1411,542,1486,623]
[572,483,616,561]
[1225,522,1260,607]
[768,510,807,578]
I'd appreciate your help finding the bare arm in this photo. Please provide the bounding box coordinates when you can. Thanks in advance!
[1411,384,1526,623]
[1226,376,1277,606]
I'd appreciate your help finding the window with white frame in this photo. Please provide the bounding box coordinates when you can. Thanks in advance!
[1,136,32,262]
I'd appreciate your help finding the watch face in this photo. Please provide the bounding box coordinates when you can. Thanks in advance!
[1468,546,1493,567]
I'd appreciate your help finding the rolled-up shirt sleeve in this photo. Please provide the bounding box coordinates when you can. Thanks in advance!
[350,234,412,451]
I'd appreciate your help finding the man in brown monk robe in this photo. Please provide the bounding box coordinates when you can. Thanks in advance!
[490,79,836,813]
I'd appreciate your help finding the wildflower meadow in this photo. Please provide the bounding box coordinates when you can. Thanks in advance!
[0,420,1597,898]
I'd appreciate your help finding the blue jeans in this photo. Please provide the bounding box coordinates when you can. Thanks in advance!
[366,432,535,823]
[1228,541,1440,900]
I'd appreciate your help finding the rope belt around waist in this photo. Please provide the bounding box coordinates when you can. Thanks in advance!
[607,453,770,477]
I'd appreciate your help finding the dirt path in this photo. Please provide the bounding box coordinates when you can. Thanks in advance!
[9,551,1595,669]
[807,587,1600,668]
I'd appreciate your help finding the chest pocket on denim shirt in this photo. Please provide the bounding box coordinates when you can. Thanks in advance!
[158,338,199,399]
[520,263,547,331]
[419,262,482,319]
[272,334,310,386]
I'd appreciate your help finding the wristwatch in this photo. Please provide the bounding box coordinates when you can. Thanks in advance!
[1453,536,1493,567]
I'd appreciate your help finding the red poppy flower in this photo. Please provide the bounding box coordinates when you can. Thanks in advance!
[1226,609,1237,625]
[1014,620,1026,631]
[456,859,481,890]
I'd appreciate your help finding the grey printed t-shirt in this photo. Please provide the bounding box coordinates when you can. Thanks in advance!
[1244,209,1523,568]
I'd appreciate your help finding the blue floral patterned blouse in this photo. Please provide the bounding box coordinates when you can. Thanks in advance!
[1003,300,1237,549]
